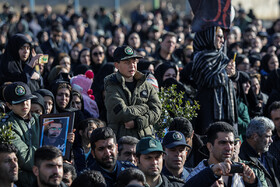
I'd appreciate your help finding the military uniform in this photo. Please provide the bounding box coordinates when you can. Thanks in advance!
[0,82,39,187]
[0,112,40,187]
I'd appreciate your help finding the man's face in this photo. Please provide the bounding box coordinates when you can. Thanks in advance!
[137,152,163,177]
[33,157,63,187]
[270,108,280,133]
[115,58,138,81]
[255,130,273,153]
[208,132,234,163]
[164,145,187,171]
[118,144,137,166]
[92,138,118,171]
[0,152,18,183]
[52,31,62,43]
[160,36,176,55]
[48,123,63,138]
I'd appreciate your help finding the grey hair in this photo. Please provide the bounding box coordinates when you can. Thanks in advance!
[246,116,275,138]
[118,136,139,155]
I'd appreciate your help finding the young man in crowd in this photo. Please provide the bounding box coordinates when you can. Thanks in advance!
[162,131,192,186]
[0,143,18,187]
[89,127,135,187]
[267,101,280,163]
[104,45,161,140]
[1,82,39,187]
[136,136,173,187]
[32,146,67,187]
[185,121,258,187]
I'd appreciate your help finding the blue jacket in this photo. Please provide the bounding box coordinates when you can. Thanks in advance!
[89,160,135,187]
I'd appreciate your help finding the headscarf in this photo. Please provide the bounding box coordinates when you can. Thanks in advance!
[36,88,57,113]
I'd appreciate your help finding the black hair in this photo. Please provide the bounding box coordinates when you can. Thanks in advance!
[0,143,18,154]
[34,146,62,167]
[169,117,193,138]
[77,118,103,132]
[90,127,116,150]
[206,121,234,145]
[116,168,146,187]
[63,162,77,183]
[268,101,280,117]
[161,32,177,42]
[70,170,106,187]
[118,136,139,156]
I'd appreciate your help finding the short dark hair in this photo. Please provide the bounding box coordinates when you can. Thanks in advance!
[63,162,77,182]
[169,117,193,138]
[71,170,106,187]
[118,136,139,156]
[206,121,234,145]
[51,24,63,33]
[90,127,116,150]
[0,143,17,154]
[268,101,280,117]
[116,168,146,187]
[161,32,177,42]
[34,146,63,167]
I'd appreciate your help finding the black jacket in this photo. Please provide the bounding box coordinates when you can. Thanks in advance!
[239,140,280,187]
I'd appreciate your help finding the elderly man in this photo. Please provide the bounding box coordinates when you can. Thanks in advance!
[239,116,280,187]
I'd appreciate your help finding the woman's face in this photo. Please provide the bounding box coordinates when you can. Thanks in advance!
[71,95,82,110]
[268,56,279,71]
[242,81,251,94]
[214,28,224,50]
[80,50,91,66]
[56,88,70,109]
[163,68,176,81]
[128,33,141,49]
[91,46,105,65]
[70,46,80,61]
[18,43,30,61]
[44,96,53,114]
[59,57,71,73]
[250,77,260,95]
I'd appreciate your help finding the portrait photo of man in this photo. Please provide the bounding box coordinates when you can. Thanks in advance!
[42,118,68,154]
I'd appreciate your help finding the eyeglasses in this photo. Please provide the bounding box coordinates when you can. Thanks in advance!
[93,52,104,57]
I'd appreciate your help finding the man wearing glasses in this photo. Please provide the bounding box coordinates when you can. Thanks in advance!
[44,119,65,151]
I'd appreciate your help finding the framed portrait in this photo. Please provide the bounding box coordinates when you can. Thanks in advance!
[39,112,75,160]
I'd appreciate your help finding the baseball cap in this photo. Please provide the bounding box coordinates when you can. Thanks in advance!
[113,45,143,62]
[162,131,190,149]
[3,82,37,105]
[136,137,165,155]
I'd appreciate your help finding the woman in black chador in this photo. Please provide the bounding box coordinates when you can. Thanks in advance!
[0,34,42,91]
[192,26,238,135]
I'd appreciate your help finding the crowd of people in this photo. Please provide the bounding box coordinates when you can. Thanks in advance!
[0,1,280,187]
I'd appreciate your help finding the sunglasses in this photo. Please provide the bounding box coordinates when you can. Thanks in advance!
[50,127,63,131]
[93,52,104,57]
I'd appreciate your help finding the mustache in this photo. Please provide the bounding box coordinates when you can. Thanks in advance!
[49,174,62,179]
[102,155,115,161]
